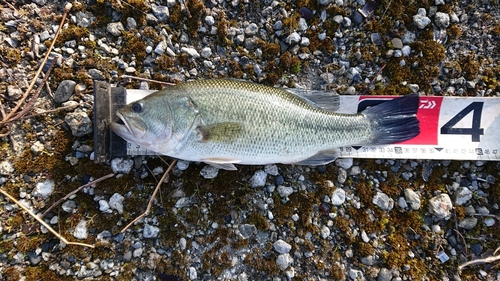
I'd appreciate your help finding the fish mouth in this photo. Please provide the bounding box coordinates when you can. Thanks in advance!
[110,111,146,140]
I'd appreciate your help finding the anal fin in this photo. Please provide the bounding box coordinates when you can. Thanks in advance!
[292,149,340,166]
[203,158,240,171]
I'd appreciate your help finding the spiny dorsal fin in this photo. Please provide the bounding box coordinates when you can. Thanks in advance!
[284,88,340,112]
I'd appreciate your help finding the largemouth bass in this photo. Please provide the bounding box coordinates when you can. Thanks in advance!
[110,79,420,170]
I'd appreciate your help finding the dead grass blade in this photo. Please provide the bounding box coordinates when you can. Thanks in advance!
[0,3,72,126]
[121,159,177,233]
[0,188,94,248]
[41,173,115,218]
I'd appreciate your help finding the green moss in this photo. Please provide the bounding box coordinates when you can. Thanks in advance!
[247,212,269,231]
[108,0,149,26]
[262,42,280,61]
[493,23,500,36]
[155,54,175,70]
[169,2,183,25]
[281,11,301,32]
[0,47,21,63]
[325,4,347,16]
[216,18,230,46]
[279,51,292,70]
[329,262,345,280]
[186,0,206,38]
[53,65,75,82]
[25,265,73,281]
[448,25,462,39]
[461,55,480,81]
[244,248,280,274]
[3,266,21,281]
[354,241,375,256]
[228,60,243,78]
[55,25,90,45]
[290,56,301,73]
[121,30,147,62]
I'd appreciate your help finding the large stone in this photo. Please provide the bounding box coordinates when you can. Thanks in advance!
[428,194,453,219]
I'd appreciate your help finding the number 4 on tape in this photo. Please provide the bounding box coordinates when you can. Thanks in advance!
[440,102,484,142]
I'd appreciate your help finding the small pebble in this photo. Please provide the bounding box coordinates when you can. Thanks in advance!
[335,158,353,170]
[62,200,77,213]
[200,165,219,179]
[73,219,88,239]
[277,185,294,199]
[143,224,160,238]
[249,170,267,188]
[109,193,125,214]
[320,225,330,239]
[331,188,346,206]
[404,188,421,210]
[458,217,478,230]
[276,253,293,270]
[239,224,256,239]
[373,192,393,211]
[33,179,54,199]
[428,194,453,219]
[273,239,292,254]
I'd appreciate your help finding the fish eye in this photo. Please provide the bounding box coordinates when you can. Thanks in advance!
[132,102,143,113]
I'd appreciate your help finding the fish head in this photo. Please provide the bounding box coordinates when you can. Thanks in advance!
[110,95,178,153]
[110,90,201,155]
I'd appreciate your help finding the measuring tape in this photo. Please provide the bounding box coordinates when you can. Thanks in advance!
[93,81,500,163]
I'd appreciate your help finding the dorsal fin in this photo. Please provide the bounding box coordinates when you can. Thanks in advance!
[284,88,340,112]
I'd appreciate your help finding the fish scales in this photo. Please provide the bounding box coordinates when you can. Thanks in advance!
[172,79,372,163]
[110,79,420,170]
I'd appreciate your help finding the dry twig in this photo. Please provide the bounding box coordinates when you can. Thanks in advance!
[3,58,58,124]
[0,0,16,10]
[180,0,192,18]
[1,103,80,125]
[121,75,176,86]
[41,173,115,218]
[0,3,72,126]
[362,64,386,95]
[0,188,94,248]
[121,159,177,233]
[458,248,500,270]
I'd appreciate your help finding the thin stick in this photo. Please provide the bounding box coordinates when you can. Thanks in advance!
[121,75,176,86]
[116,0,148,16]
[3,58,58,124]
[362,64,386,95]
[471,213,500,221]
[121,159,177,233]
[180,0,192,18]
[458,250,500,270]
[0,103,79,124]
[0,188,94,248]
[0,0,16,10]
[0,100,12,138]
[453,209,468,256]
[41,173,115,218]
[1,3,72,124]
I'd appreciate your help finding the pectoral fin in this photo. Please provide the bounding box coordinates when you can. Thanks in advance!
[197,122,244,143]
[292,149,340,166]
[203,158,240,170]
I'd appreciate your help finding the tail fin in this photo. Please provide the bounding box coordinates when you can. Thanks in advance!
[362,94,420,144]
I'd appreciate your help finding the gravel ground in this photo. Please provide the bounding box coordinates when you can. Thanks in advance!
[1,0,500,280]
